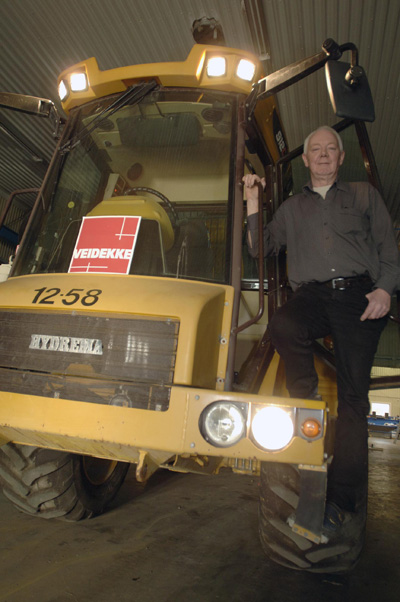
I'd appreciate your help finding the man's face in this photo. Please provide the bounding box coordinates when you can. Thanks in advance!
[302,129,345,185]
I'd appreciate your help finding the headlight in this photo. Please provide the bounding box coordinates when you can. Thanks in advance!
[251,406,294,451]
[58,80,68,101]
[236,59,256,81]
[200,402,246,447]
[70,72,88,92]
[207,56,227,77]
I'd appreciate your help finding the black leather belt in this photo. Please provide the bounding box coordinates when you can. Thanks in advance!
[321,275,372,290]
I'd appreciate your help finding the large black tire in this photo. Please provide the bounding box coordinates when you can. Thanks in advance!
[259,463,366,573]
[0,443,129,521]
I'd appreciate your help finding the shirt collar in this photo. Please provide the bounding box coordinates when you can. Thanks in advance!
[302,179,349,194]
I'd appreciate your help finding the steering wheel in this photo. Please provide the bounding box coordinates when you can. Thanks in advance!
[124,186,178,228]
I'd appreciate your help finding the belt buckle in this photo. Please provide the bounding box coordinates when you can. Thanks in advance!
[332,277,346,290]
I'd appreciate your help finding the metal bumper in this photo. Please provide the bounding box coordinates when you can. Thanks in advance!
[0,386,326,469]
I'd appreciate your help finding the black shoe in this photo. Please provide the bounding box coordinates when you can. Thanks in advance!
[323,502,345,533]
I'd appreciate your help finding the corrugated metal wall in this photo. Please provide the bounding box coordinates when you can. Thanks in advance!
[0,0,399,223]
[260,0,400,223]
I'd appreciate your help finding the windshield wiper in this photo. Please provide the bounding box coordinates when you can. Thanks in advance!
[60,79,159,153]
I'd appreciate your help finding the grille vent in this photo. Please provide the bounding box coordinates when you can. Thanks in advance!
[0,311,179,410]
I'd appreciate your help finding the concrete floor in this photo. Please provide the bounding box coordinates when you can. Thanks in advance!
[0,437,399,602]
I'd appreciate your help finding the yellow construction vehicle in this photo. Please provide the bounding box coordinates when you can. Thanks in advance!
[0,39,378,572]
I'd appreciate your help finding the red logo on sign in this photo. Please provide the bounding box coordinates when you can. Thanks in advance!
[69,216,142,274]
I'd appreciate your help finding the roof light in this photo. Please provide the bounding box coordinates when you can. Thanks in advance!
[196,52,206,78]
[207,56,226,77]
[251,406,294,451]
[58,80,68,102]
[236,59,256,81]
[70,72,88,92]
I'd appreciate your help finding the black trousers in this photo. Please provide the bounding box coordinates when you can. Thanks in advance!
[268,280,388,512]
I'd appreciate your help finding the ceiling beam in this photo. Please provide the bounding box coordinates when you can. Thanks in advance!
[242,0,272,73]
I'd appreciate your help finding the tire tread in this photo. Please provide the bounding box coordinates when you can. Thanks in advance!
[259,462,366,573]
[0,443,128,521]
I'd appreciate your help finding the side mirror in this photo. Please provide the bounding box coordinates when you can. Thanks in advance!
[325,60,375,122]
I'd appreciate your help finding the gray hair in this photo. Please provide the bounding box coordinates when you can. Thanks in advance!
[303,126,343,154]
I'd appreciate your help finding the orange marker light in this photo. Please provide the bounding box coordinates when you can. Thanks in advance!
[301,418,321,438]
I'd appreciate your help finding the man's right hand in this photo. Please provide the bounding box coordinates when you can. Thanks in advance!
[242,174,266,215]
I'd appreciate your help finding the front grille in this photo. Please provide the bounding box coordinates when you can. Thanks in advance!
[0,367,170,411]
[0,310,179,410]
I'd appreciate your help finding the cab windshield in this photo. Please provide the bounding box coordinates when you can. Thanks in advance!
[13,88,236,283]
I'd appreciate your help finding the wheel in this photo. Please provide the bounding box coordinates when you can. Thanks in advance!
[259,463,366,573]
[124,186,178,228]
[0,443,129,521]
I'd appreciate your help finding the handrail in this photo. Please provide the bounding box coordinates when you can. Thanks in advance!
[233,181,265,335]
[0,188,39,233]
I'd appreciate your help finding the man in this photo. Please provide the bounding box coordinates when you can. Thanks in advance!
[243,126,400,531]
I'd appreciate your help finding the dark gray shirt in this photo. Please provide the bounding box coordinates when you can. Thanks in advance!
[247,180,400,294]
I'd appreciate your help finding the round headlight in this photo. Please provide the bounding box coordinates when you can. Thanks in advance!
[201,402,246,447]
[251,406,294,451]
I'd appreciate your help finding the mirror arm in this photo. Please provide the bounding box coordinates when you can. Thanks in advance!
[246,38,361,119]
[338,42,359,67]
[0,92,64,138]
